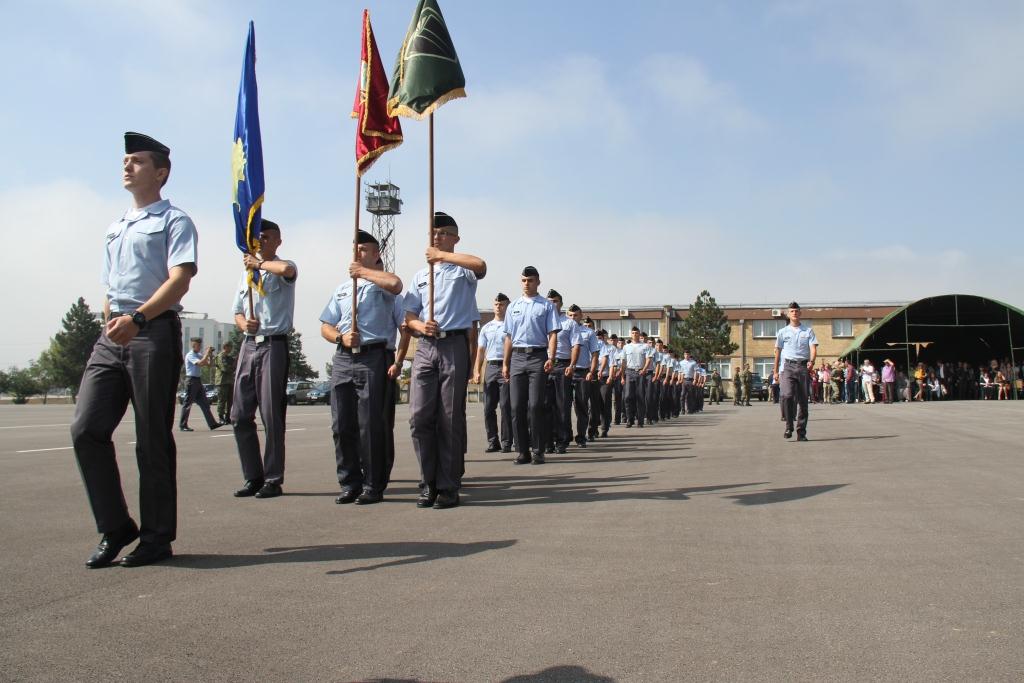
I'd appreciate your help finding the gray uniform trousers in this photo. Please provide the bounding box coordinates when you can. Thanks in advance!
[483,361,513,449]
[545,359,572,448]
[510,349,548,458]
[232,336,289,484]
[598,375,613,432]
[384,350,397,485]
[612,380,623,424]
[71,315,182,544]
[330,345,389,494]
[409,335,469,492]
[587,377,603,434]
[571,368,591,442]
[781,359,811,435]
[624,368,644,426]
[180,376,218,429]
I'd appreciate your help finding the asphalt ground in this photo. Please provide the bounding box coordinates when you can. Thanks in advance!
[0,398,1021,682]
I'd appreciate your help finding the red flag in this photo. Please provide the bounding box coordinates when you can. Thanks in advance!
[353,10,403,176]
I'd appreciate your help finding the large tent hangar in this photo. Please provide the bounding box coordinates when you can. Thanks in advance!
[838,294,1024,373]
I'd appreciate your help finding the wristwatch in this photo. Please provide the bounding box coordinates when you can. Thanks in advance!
[130,311,147,329]
[335,333,343,345]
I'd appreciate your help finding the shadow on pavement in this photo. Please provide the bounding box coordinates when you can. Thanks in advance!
[169,539,517,574]
[461,474,768,506]
[502,665,617,682]
[809,435,897,442]
[725,484,848,506]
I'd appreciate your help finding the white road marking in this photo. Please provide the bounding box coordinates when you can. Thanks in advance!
[1,423,71,430]
[210,434,235,438]
[16,446,74,453]
[286,428,307,432]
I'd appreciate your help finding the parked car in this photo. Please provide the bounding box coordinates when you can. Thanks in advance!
[750,373,768,401]
[286,380,318,405]
[177,383,218,404]
[305,381,331,405]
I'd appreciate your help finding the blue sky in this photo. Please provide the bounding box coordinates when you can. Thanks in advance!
[2,0,1022,373]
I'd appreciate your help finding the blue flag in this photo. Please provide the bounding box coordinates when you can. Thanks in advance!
[232,21,265,290]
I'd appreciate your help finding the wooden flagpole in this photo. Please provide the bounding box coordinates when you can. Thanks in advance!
[428,113,435,323]
[352,175,361,351]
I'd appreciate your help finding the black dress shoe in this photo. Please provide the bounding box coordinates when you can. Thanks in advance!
[555,445,567,454]
[485,443,501,453]
[85,521,139,568]
[254,482,283,498]
[625,423,633,428]
[335,488,359,504]
[532,453,546,465]
[600,430,609,438]
[179,426,194,432]
[797,434,809,442]
[514,454,531,465]
[501,445,512,453]
[784,429,793,439]
[209,423,222,430]
[416,486,438,508]
[355,490,383,505]
[433,490,459,509]
[119,542,172,568]
[234,479,264,497]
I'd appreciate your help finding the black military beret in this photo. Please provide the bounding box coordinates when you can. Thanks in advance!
[260,219,280,234]
[546,289,561,299]
[495,292,510,302]
[567,304,581,313]
[522,266,539,278]
[433,211,458,234]
[124,132,170,156]
[355,230,379,246]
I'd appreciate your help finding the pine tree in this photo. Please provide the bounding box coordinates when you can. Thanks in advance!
[671,290,737,363]
[37,297,102,400]
[287,332,317,380]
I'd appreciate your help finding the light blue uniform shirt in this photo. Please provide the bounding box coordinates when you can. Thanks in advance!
[232,260,298,336]
[319,279,399,346]
[553,314,579,360]
[387,297,404,351]
[622,342,647,370]
[184,350,203,377]
[643,345,657,373]
[776,323,818,361]
[679,358,697,379]
[503,296,559,348]
[102,199,199,313]
[478,319,507,361]
[404,263,480,331]
[598,342,613,375]
[574,327,600,369]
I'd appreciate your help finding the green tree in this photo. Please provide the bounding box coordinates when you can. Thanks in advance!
[37,297,102,401]
[671,290,738,363]
[288,331,317,381]
[4,366,43,403]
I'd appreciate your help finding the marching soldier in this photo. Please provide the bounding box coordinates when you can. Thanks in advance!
[72,132,197,568]
[545,290,578,454]
[473,293,513,453]
[611,335,625,425]
[503,267,559,465]
[772,301,819,441]
[179,338,219,431]
[319,230,403,505]
[597,330,615,437]
[404,212,486,509]
[230,220,297,500]
[620,327,651,427]
[567,306,598,447]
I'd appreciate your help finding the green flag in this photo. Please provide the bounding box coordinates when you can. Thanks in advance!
[388,0,466,119]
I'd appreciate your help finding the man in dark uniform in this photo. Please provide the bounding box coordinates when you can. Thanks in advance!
[404,212,486,509]
[72,132,198,568]
[619,327,650,427]
[567,306,598,447]
[503,267,559,464]
[214,341,236,425]
[320,230,403,505]
[545,290,577,454]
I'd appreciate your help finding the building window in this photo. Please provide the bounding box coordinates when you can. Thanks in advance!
[752,319,785,338]
[707,359,732,379]
[831,319,853,337]
[597,319,659,338]
[753,357,774,378]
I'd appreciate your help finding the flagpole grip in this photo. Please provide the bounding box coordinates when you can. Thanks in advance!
[428,113,435,323]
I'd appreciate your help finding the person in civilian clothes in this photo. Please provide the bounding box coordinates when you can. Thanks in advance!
[473,293,513,454]
[230,220,297,499]
[772,302,819,441]
[72,132,198,568]
[503,267,560,465]
[320,230,403,505]
[404,212,486,509]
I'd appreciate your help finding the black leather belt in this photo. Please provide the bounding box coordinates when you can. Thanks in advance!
[486,360,503,366]
[246,334,289,343]
[340,341,386,354]
[110,310,177,322]
[512,346,545,353]
[438,328,468,338]
[785,358,809,364]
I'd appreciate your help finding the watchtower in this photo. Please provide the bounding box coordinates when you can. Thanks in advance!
[365,181,402,273]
